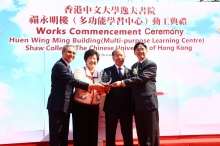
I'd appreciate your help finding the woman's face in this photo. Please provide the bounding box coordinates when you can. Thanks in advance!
[86,54,98,70]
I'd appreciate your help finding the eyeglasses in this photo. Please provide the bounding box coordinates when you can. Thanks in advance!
[135,48,146,52]
[67,50,76,55]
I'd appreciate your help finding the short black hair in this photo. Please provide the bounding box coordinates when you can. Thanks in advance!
[84,49,100,62]
[134,42,147,51]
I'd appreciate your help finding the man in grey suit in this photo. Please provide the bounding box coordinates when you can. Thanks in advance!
[47,45,105,146]
[111,42,160,146]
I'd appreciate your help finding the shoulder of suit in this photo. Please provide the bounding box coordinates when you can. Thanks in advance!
[148,59,156,64]
[144,59,157,67]
[58,58,66,64]
[123,65,130,70]
[53,59,65,68]
[131,63,137,68]
[104,65,114,71]
[55,59,62,64]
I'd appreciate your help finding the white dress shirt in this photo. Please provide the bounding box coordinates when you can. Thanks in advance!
[115,64,124,76]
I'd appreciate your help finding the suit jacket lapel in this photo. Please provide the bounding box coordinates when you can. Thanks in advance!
[141,58,148,67]
[60,58,71,73]
[139,58,148,73]
[60,58,67,66]
[123,65,129,79]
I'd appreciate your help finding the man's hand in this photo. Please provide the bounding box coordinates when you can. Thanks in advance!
[110,81,122,88]
[88,84,105,93]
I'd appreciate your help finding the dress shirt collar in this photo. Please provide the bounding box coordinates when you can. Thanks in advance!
[115,64,124,75]
[115,64,124,70]
[138,57,147,64]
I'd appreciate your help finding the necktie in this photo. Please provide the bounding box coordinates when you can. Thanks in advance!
[138,62,142,72]
[67,65,72,73]
[118,68,123,79]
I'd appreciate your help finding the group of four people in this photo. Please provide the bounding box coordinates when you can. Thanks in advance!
[47,42,160,146]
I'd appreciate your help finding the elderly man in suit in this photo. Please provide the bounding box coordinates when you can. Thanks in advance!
[103,48,133,146]
[47,45,105,146]
[111,42,160,146]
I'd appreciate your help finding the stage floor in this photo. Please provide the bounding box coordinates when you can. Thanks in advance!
[1,135,220,146]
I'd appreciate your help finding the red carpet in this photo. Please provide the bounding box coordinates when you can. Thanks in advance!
[1,135,220,146]
[160,135,220,146]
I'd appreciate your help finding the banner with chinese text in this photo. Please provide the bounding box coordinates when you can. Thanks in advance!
[0,0,220,144]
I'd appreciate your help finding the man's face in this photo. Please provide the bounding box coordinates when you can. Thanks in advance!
[112,49,125,67]
[134,44,148,61]
[62,46,76,63]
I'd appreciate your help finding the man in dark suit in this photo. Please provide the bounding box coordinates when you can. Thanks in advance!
[47,45,105,146]
[103,48,133,146]
[111,42,160,146]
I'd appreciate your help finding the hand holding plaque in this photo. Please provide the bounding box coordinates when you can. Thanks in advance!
[100,71,112,93]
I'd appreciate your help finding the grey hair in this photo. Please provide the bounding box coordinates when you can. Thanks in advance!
[62,45,75,53]
[112,48,125,56]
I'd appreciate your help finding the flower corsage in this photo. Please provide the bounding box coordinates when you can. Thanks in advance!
[125,69,131,78]
[133,67,138,76]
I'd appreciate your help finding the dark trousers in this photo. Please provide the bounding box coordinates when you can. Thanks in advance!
[133,101,160,146]
[72,101,99,146]
[105,111,133,146]
[48,110,70,146]
[133,109,160,146]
